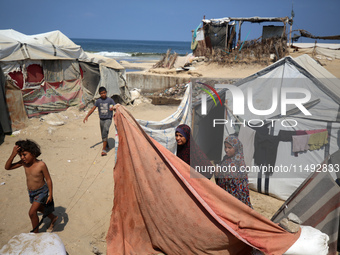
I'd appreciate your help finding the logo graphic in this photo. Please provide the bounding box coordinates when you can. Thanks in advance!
[200,83,312,116]
[198,82,223,115]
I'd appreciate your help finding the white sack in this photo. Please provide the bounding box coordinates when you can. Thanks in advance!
[0,232,66,255]
[284,225,329,255]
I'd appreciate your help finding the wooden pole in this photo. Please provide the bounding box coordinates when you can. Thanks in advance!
[289,23,292,47]
[237,21,243,48]
[225,24,229,51]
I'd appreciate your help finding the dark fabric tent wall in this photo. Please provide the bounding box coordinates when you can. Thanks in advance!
[0,67,11,144]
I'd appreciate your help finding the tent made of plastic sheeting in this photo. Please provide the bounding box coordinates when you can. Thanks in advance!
[0,29,129,130]
[271,171,340,255]
[223,55,340,200]
[0,29,86,61]
[191,55,340,201]
[0,68,11,144]
[294,54,340,99]
[290,43,340,59]
[136,83,192,153]
[79,52,130,104]
[107,105,301,255]
[1,58,85,118]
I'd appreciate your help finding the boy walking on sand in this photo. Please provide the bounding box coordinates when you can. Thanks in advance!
[5,139,58,233]
[83,86,115,156]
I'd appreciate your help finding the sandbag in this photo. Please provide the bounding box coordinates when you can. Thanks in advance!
[284,225,329,255]
[0,232,66,255]
[130,88,141,101]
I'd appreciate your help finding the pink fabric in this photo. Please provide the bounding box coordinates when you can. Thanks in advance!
[292,134,311,152]
[107,105,300,255]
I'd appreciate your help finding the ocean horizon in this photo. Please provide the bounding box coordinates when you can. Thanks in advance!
[71,38,192,62]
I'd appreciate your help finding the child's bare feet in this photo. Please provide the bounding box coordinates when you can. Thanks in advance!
[47,215,58,232]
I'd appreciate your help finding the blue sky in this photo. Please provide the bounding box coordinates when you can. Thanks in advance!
[1,0,339,43]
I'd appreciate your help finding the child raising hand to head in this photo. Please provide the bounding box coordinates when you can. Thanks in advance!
[5,139,58,233]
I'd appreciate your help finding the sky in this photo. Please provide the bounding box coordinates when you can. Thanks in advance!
[1,0,339,43]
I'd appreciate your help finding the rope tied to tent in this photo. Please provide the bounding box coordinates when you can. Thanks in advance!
[45,37,57,56]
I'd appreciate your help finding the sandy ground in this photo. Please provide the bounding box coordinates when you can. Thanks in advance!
[121,51,340,79]
[1,52,338,254]
[0,104,182,254]
[0,103,284,254]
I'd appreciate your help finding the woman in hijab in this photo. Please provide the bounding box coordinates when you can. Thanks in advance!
[215,135,252,208]
[175,124,212,179]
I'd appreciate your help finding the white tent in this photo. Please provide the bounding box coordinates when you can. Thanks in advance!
[126,54,340,201]
[220,55,340,200]
[0,29,129,129]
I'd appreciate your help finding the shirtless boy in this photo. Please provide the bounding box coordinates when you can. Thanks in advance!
[5,139,58,233]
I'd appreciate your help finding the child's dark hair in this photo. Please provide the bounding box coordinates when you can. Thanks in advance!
[99,87,107,93]
[15,139,41,157]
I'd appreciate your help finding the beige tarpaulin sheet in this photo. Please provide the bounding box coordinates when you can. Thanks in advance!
[290,43,340,59]
[107,105,301,255]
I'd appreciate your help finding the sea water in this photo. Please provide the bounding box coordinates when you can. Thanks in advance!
[71,38,191,63]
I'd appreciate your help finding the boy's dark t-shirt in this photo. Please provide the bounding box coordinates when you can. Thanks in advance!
[95,97,115,120]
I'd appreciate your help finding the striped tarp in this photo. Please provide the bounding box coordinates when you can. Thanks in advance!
[271,170,340,255]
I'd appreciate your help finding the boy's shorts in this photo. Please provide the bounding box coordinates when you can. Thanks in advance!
[100,118,112,142]
[28,183,49,204]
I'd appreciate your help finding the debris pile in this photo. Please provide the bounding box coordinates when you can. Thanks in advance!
[142,83,188,99]
[152,49,178,69]
[197,37,288,66]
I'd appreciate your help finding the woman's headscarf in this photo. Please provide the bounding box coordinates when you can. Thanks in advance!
[175,124,212,178]
[175,124,191,165]
[220,135,247,177]
[218,135,252,207]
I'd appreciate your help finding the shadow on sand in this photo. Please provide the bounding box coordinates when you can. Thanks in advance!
[38,206,68,233]
[90,138,115,152]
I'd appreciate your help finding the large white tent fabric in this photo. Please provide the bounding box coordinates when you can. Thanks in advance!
[0,29,87,61]
[294,54,340,99]
[82,53,130,102]
[220,55,340,200]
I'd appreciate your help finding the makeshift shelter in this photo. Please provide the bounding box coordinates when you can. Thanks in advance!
[107,105,302,255]
[0,29,129,131]
[189,54,340,253]
[0,67,11,144]
[192,16,292,57]
[191,54,340,201]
